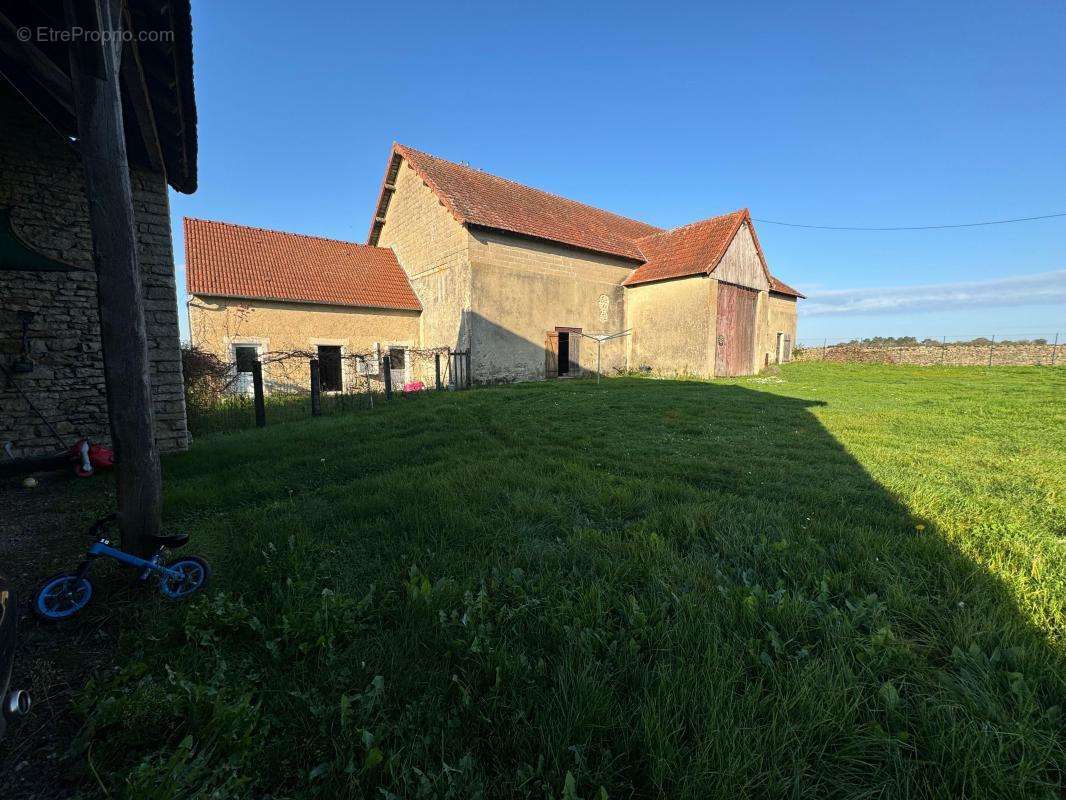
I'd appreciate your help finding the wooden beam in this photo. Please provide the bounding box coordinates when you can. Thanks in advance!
[65,0,162,556]
[0,10,75,114]
[120,29,163,172]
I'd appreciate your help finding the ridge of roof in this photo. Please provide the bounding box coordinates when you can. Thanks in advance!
[184,217,386,250]
[635,208,748,244]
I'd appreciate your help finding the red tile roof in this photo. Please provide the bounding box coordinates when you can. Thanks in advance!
[185,218,421,311]
[379,144,663,260]
[369,144,803,298]
[769,276,805,298]
[623,210,749,287]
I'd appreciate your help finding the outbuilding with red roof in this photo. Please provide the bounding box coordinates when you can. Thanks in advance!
[186,143,803,388]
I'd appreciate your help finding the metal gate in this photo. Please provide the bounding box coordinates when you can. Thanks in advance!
[714,282,758,377]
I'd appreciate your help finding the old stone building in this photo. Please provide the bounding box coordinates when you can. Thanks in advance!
[187,144,802,387]
[0,5,196,458]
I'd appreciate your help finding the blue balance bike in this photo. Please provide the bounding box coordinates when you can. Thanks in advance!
[34,515,210,621]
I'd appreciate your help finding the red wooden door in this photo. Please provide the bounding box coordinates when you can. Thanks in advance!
[715,282,758,376]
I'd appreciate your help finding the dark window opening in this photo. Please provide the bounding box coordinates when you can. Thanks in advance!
[235,346,257,373]
[318,345,342,391]
[557,332,570,375]
[388,347,406,372]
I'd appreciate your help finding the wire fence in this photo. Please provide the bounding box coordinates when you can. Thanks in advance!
[184,346,470,438]
[793,334,1062,367]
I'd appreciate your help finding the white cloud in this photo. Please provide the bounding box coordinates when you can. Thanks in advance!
[801,270,1066,316]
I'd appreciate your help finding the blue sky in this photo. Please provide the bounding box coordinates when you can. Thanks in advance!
[172,0,1066,344]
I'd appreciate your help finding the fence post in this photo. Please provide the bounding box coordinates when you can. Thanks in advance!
[465,350,472,388]
[822,338,828,360]
[988,335,995,367]
[1052,333,1059,367]
[435,352,443,390]
[940,336,946,366]
[309,358,321,416]
[383,354,393,400]
[252,360,266,428]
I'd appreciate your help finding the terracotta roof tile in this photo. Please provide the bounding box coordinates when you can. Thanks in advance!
[386,144,662,260]
[769,276,805,298]
[623,210,749,287]
[185,218,421,311]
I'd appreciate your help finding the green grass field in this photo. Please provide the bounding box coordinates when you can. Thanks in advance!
[78,364,1064,799]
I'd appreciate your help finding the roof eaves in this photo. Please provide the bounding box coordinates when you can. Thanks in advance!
[188,291,422,313]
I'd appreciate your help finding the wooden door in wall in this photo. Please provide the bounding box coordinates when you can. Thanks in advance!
[714,282,758,377]
[545,332,560,378]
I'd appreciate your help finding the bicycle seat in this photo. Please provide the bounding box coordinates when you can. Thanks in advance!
[149,532,189,549]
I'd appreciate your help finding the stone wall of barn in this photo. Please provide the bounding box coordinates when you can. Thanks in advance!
[625,274,718,377]
[761,293,799,367]
[467,228,633,382]
[187,297,420,391]
[375,159,472,369]
[0,85,189,457]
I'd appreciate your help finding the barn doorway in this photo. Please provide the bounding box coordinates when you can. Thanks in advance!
[557,332,570,376]
[545,327,581,379]
[714,282,758,377]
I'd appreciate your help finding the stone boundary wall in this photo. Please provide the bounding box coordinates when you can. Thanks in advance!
[793,342,1061,367]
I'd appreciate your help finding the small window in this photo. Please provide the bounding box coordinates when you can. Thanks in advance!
[235,345,258,373]
[318,345,342,391]
[388,347,406,372]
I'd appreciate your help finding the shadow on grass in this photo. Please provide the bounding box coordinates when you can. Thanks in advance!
[80,376,1063,799]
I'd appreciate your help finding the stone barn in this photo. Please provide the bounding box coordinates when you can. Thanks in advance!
[0,3,196,457]
[188,144,803,386]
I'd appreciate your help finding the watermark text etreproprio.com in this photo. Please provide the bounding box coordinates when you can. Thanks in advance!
[16,26,173,44]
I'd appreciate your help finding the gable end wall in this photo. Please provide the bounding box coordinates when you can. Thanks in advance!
[375,160,472,353]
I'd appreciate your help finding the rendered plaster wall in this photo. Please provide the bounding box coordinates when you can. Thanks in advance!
[624,275,717,377]
[467,228,633,382]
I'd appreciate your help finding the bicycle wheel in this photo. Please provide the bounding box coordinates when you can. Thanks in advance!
[158,555,211,600]
[34,573,93,621]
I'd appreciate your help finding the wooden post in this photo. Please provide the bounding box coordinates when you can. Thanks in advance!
[822,338,828,360]
[465,350,472,388]
[383,354,393,400]
[309,358,321,416]
[434,353,442,390]
[940,336,946,365]
[1051,333,1059,367]
[252,360,266,427]
[65,0,159,556]
[988,335,995,367]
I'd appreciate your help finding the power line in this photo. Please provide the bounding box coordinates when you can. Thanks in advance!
[752,211,1066,231]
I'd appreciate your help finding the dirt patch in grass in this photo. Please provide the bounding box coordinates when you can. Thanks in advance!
[0,472,119,799]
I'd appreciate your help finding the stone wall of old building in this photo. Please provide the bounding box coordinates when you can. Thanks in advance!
[625,275,718,377]
[0,84,189,456]
[375,159,472,362]
[760,293,799,367]
[467,228,633,382]
[187,297,420,391]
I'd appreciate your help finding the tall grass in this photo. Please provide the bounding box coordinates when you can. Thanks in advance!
[78,365,1064,798]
